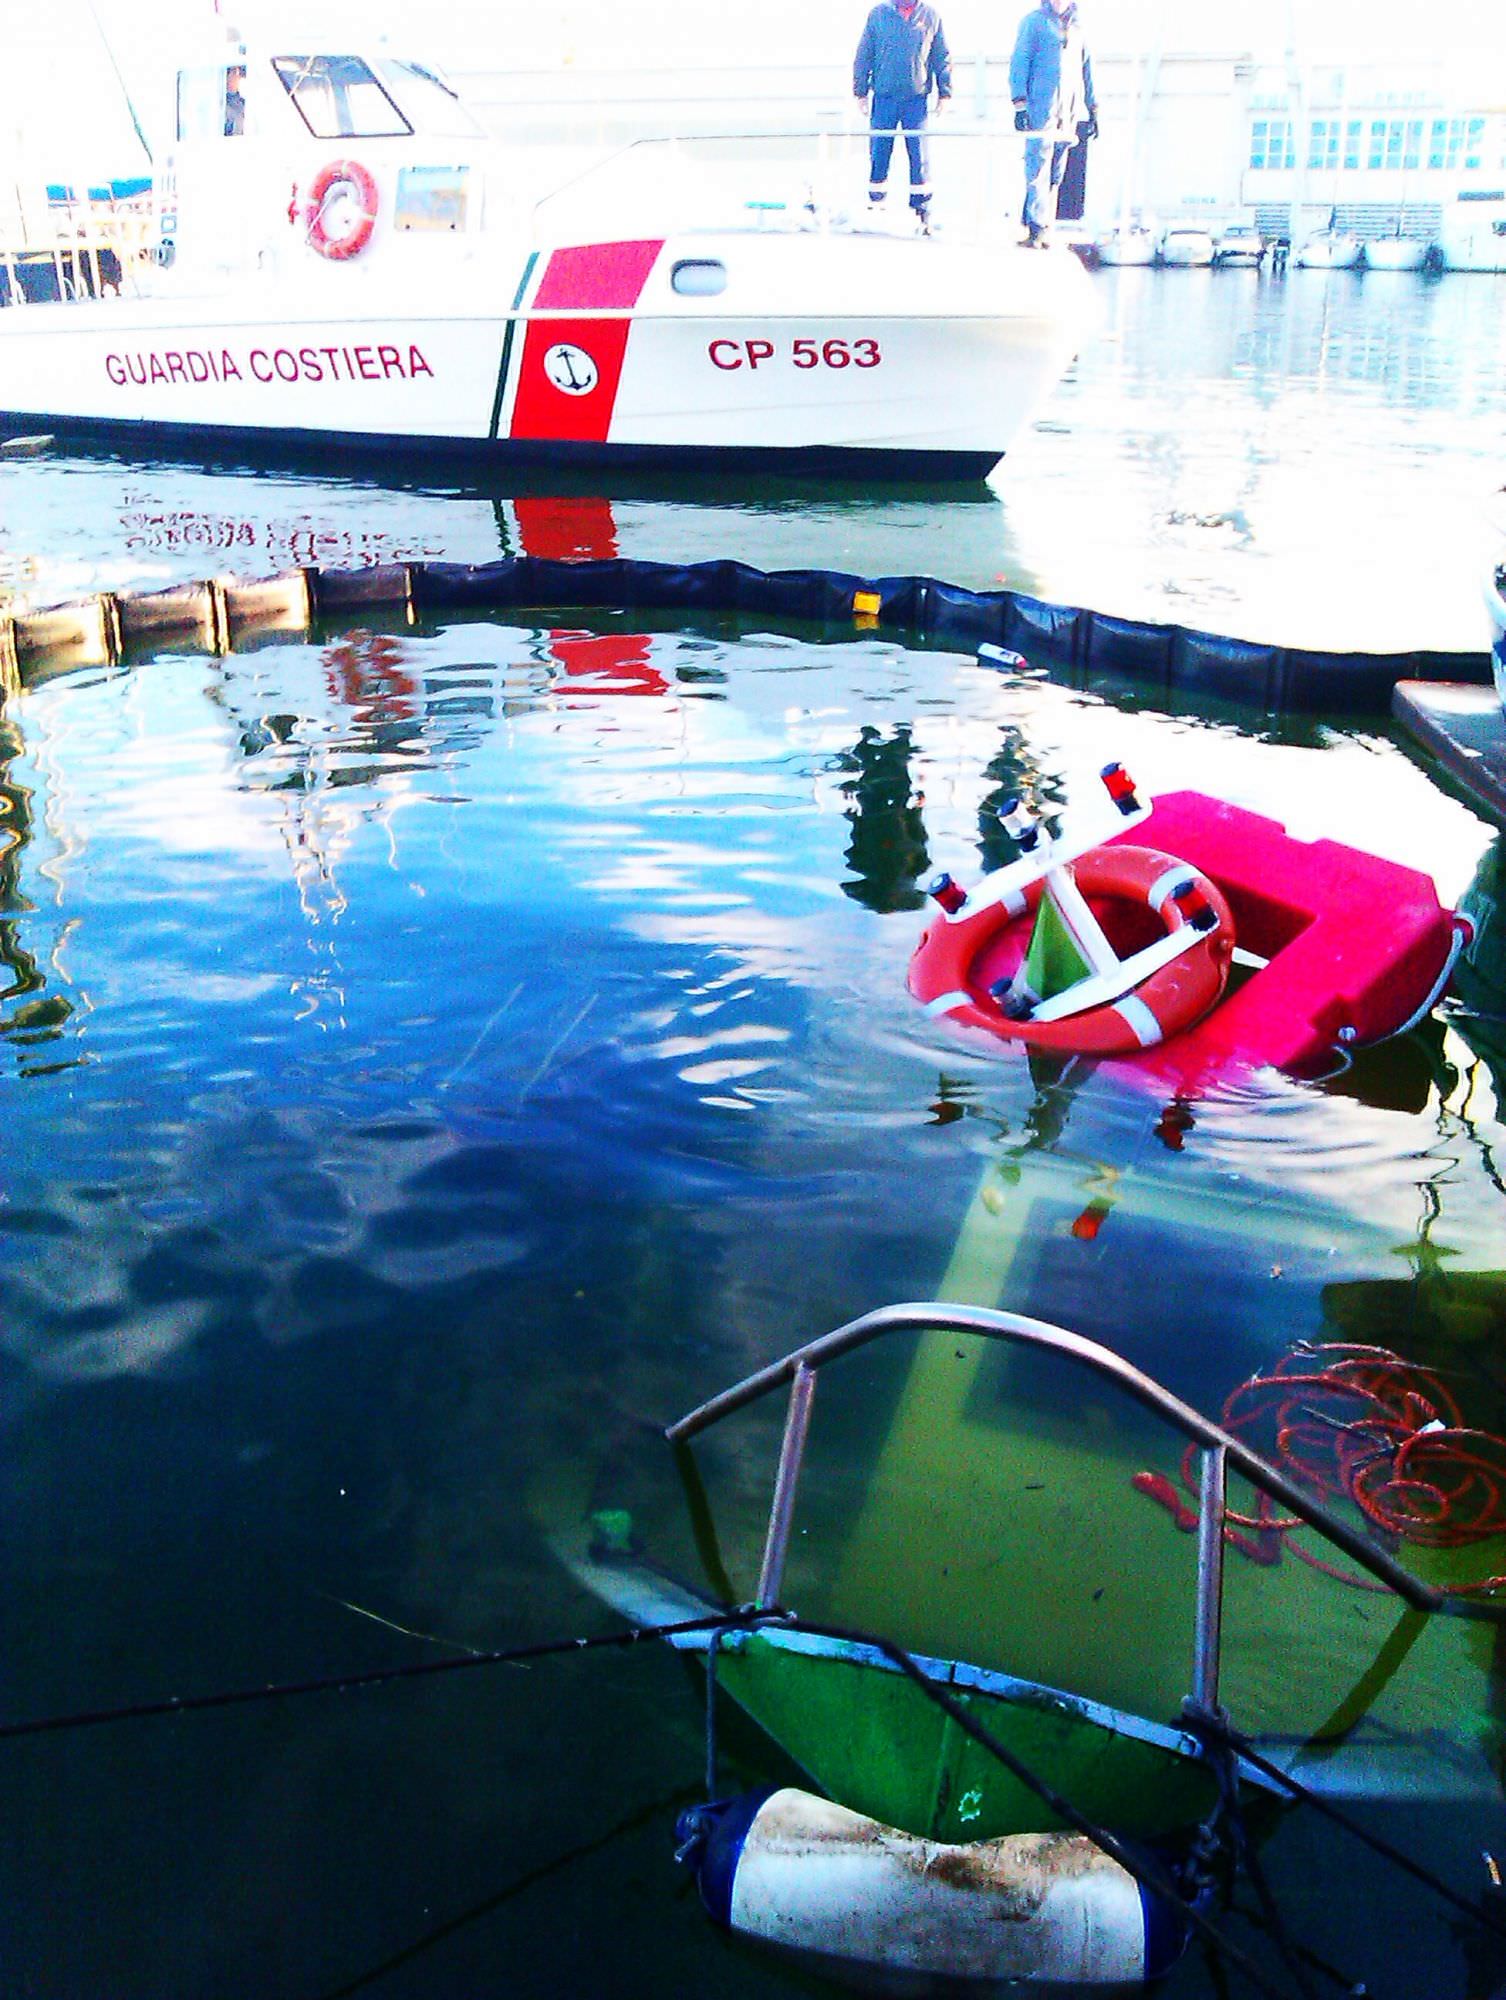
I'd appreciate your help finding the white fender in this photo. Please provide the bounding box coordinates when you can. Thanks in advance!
[683,1787,1183,1989]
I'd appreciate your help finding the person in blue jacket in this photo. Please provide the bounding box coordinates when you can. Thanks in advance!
[1009,0,1097,246]
[853,0,952,232]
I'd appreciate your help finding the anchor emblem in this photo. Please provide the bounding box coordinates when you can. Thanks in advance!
[543,343,600,396]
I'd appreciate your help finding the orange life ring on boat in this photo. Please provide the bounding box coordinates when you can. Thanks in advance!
[909,844,1236,1057]
[302,159,378,260]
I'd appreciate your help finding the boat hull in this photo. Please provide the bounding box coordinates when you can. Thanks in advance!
[1094,237,1156,267]
[0,233,1093,481]
[1296,236,1362,269]
[0,407,1002,482]
[1441,201,1506,271]
[712,1628,1219,1845]
[1362,239,1428,271]
[1157,242,1213,268]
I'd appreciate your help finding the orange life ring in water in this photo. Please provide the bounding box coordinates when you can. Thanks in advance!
[909,844,1236,1057]
[302,159,378,260]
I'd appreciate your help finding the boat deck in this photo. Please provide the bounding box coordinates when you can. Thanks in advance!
[1394,679,1506,824]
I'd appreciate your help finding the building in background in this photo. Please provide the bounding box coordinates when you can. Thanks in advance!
[1079,48,1503,250]
[10,0,1503,261]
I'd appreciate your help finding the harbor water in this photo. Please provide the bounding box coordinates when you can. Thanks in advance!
[2,264,1506,1997]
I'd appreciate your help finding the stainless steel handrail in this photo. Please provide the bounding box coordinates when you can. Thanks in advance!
[667,1304,1505,1680]
[528,124,1032,240]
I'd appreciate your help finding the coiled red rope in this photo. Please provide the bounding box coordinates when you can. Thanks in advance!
[1135,1343,1506,1594]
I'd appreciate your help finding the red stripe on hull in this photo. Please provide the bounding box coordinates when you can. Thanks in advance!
[531,240,665,310]
[509,240,664,444]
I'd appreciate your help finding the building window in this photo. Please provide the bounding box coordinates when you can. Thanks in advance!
[1466,118,1484,170]
[1307,118,1344,171]
[1403,119,1423,171]
[1344,119,1363,170]
[1250,118,1296,170]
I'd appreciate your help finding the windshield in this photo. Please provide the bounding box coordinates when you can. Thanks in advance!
[271,55,411,140]
[378,58,484,139]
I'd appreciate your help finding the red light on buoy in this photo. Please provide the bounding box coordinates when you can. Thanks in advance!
[1100,762,1141,816]
[1170,879,1218,933]
[927,872,968,915]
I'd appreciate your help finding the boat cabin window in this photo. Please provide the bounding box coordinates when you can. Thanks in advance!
[671,260,728,297]
[271,55,411,141]
[376,60,484,140]
[177,65,250,142]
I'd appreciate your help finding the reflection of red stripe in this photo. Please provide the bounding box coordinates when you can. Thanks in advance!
[512,495,619,561]
[510,241,664,444]
[549,630,667,697]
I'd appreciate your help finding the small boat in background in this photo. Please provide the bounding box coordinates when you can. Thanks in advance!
[1362,232,1428,271]
[1360,233,1424,272]
[1296,228,1363,269]
[1440,193,1506,272]
[1212,221,1265,267]
[1094,221,1157,266]
[1156,223,1215,267]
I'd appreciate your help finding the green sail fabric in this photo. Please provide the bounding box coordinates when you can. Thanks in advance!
[1017,879,1094,1007]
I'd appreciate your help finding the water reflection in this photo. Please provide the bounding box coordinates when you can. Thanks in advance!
[0,714,80,1073]
[1032,266,1502,651]
[838,724,929,913]
[1454,839,1506,1109]
[0,616,1502,1998]
[0,266,1499,659]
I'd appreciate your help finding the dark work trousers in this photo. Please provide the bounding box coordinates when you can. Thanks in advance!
[869,93,931,214]
[1022,135,1073,236]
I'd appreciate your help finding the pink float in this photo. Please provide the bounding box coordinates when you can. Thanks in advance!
[910,786,1469,1095]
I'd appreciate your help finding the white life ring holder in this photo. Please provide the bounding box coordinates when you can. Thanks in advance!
[911,844,1236,1056]
[302,159,379,261]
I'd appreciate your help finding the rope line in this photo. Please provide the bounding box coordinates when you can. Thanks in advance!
[6,1592,1499,1986]
[1136,1342,1506,1595]
[311,1790,690,2000]
[1189,1708,1324,2000]
[0,1596,1305,1997]
[1184,1704,1506,1945]
[0,1611,754,1743]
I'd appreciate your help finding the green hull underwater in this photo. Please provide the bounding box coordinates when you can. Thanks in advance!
[712,1626,1221,1843]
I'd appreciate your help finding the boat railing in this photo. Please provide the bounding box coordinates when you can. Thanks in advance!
[667,1302,1505,1718]
[530,124,1042,246]
[0,179,154,308]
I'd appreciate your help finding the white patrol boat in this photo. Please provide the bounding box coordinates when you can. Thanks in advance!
[0,37,1094,482]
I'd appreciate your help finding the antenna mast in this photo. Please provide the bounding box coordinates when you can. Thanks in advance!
[82,0,154,165]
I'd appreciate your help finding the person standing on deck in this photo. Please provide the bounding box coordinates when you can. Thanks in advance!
[853,0,953,233]
[1009,0,1097,246]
